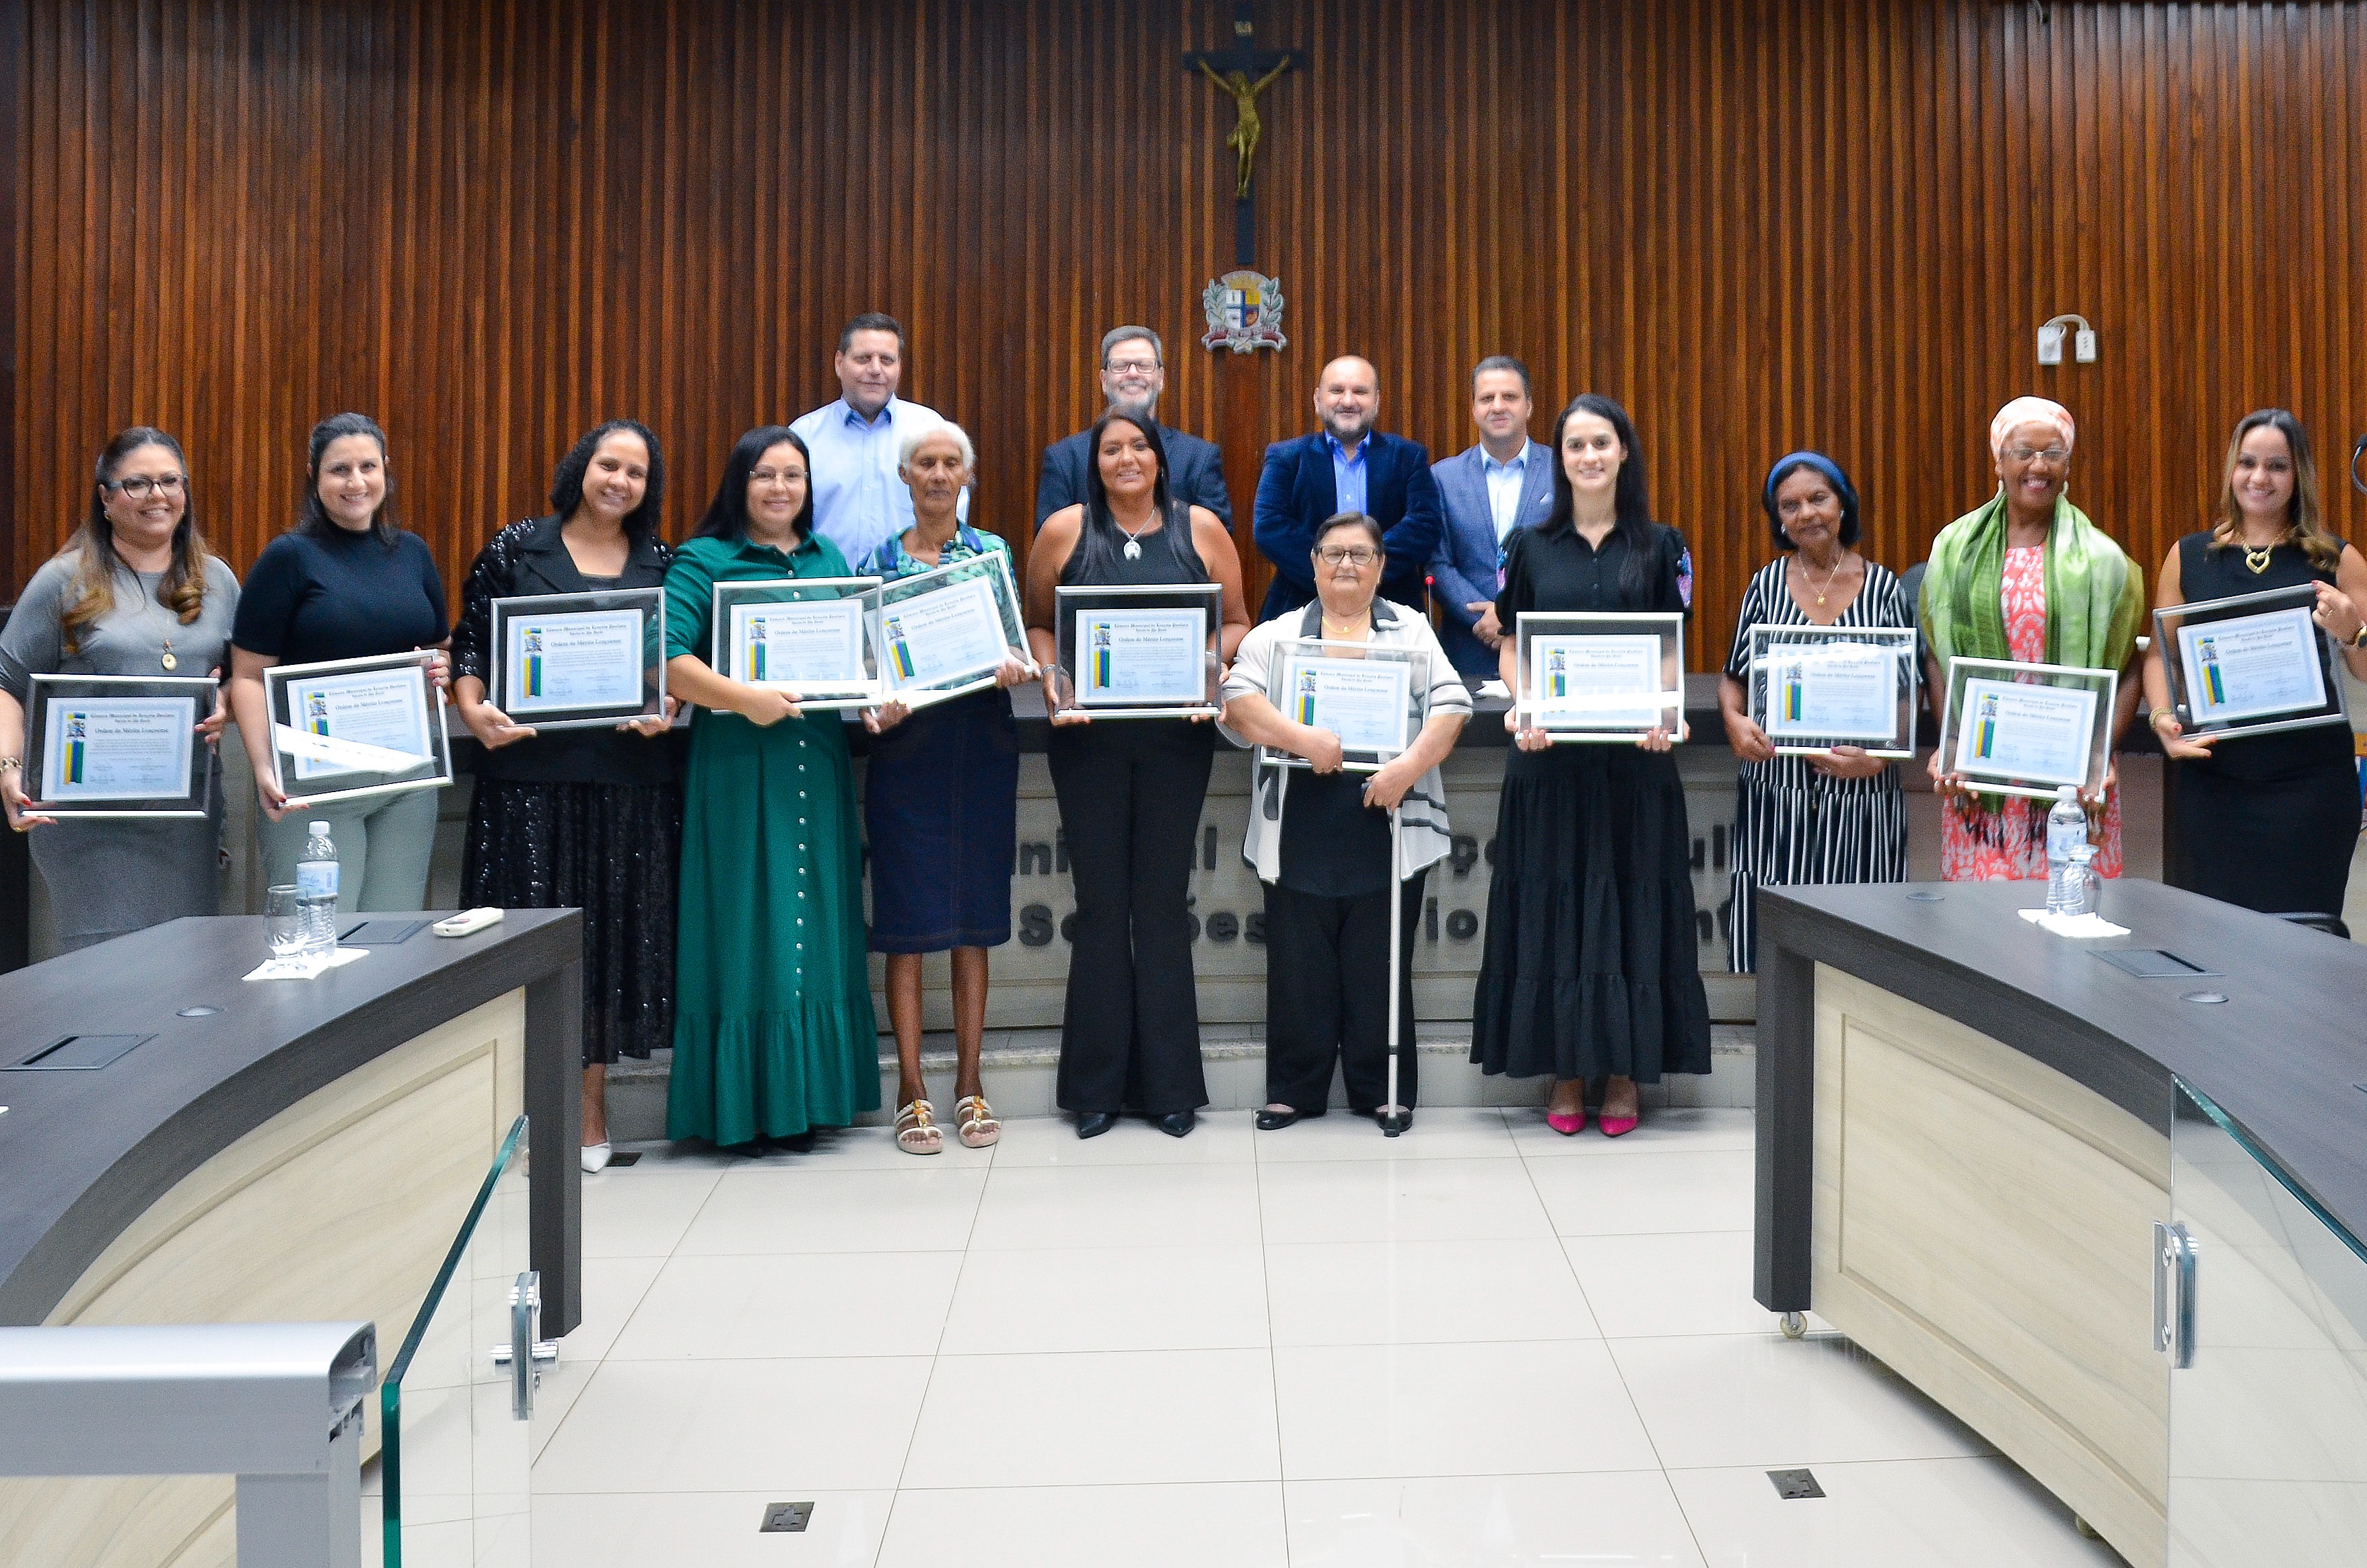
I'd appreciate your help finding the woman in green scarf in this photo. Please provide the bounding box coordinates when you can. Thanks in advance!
[1919,398,2145,880]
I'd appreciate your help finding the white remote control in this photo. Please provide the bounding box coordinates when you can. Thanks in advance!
[433,907,505,937]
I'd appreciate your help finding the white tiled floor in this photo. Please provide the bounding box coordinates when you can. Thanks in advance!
[511,1107,2131,1566]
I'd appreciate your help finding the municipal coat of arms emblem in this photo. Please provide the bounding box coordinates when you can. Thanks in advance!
[1200,269,1288,353]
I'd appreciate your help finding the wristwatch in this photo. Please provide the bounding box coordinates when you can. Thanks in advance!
[2351,623,2367,651]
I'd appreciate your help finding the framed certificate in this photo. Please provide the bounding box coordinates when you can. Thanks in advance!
[1052,583,1222,719]
[872,550,1034,709]
[22,674,216,818]
[1258,638,1430,773]
[489,587,666,730]
[712,577,883,711]
[1939,657,2117,799]
[2156,583,2349,742]
[1744,623,1919,758]
[1514,612,1686,742]
[264,650,453,809]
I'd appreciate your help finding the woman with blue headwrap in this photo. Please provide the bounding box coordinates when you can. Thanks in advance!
[1716,452,1913,970]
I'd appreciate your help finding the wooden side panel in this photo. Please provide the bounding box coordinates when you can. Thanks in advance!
[1812,964,2170,1565]
[0,990,525,1568]
[9,1,2367,669]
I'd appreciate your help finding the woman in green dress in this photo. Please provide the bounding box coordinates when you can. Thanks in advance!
[662,426,880,1149]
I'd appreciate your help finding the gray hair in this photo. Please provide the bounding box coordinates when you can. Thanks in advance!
[1100,325,1163,367]
[898,418,975,472]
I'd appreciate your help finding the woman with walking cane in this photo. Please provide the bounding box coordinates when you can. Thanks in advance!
[1221,510,1469,1132]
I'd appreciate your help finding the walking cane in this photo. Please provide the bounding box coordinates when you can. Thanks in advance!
[1378,804,1411,1137]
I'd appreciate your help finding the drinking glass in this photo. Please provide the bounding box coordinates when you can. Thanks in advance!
[265,885,306,956]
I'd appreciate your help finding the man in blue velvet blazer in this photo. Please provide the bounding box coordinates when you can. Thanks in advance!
[1034,325,1233,528]
[1428,356,1556,677]
[1252,355,1444,617]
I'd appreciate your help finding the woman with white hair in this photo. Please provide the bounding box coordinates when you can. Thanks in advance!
[859,419,1031,1153]
[1921,397,2144,880]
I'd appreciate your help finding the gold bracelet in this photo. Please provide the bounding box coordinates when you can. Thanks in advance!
[0,756,20,773]
[2147,707,2174,728]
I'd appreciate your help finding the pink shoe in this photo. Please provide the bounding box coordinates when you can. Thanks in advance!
[1546,1108,1588,1136]
[1598,1112,1639,1138]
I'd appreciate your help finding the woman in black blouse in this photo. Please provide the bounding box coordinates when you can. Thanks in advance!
[227,413,450,910]
[451,420,681,1173]
[1470,395,1713,1137]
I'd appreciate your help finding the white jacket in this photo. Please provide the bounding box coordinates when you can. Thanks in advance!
[1219,597,1473,885]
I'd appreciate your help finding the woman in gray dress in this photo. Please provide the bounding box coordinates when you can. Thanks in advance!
[1,427,238,950]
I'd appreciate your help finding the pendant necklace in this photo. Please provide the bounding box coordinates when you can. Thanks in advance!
[131,566,178,669]
[2242,536,2281,575]
[1115,518,1150,561]
[1800,551,1845,607]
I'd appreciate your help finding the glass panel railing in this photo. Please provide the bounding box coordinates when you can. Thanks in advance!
[380,1114,534,1567]
[2166,1079,2367,1565]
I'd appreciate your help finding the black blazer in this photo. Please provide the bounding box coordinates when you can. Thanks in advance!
[451,514,678,786]
[1252,430,1445,617]
[1034,421,1233,529]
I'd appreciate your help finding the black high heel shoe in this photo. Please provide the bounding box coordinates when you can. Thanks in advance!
[1155,1110,1196,1138]
[1255,1106,1300,1131]
[1076,1111,1119,1140]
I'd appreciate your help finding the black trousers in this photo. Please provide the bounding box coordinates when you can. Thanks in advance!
[1047,720,1216,1114]
[1263,868,1428,1113]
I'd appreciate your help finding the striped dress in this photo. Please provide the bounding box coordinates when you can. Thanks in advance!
[1722,557,1913,972]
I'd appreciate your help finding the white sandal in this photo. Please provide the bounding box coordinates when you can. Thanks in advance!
[895,1098,942,1155]
[954,1094,1000,1149]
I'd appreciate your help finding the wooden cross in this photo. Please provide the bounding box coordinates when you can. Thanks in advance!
[1185,2,1306,266]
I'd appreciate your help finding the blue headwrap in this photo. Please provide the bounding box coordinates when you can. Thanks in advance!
[1761,451,1860,545]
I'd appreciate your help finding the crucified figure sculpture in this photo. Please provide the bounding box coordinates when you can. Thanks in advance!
[1199,57,1293,201]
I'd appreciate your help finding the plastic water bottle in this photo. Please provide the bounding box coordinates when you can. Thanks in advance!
[2044,787,2086,914]
[296,821,340,956]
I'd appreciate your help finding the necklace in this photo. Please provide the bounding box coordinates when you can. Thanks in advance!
[125,564,179,669]
[1112,515,1154,561]
[2242,535,2284,575]
[1320,613,1368,637]
[1796,550,1847,607]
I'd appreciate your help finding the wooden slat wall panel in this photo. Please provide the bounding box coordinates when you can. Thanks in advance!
[7,1,2366,672]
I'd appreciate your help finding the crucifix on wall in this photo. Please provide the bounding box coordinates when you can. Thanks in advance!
[1185,3,1306,269]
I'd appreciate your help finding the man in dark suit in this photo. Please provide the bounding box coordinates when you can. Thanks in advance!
[1252,355,1444,616]
[1428,355,1556,676]
[1034,326,1233,526]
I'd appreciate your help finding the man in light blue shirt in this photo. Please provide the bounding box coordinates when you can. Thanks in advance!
[1428,355,1554,676]
[788,312,964,567]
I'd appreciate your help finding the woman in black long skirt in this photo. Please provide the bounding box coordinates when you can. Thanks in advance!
[2144,408,2367,920]
[1471,394,1713,1137]
[1024,408,1251,1139]
[451,421,682,1172]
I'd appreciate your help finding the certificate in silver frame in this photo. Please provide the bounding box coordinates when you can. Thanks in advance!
[489,587,666,731]
[711,577,883,711]
[1938,656,2117,800]
[264,649,454,810]
[1255,638,1430,774]
[1051,582,1223,720]
[2155,583,2349,742]
[23,673,217,818]
[1513,612,1687,744]
[870,551,1034,710]
[1744,622,1919,759]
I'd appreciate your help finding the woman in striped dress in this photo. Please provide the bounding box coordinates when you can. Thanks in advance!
[1716,452,1911,972]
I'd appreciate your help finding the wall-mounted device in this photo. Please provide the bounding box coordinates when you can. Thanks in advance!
[2038,314,2098,366]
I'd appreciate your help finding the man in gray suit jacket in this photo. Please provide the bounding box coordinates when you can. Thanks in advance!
[1429,355,1555,677]
[1034,325,1233,527]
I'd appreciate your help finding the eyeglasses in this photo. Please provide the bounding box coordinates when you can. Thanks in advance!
[2004,446,2070,465]
[748,468,805,487]
[1105,359,1160,376]
[1314,545,1379,567]
[105,474,186,500]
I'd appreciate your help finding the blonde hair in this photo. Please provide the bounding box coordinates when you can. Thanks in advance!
[59,427,212,654]
[2211,409,2339,571]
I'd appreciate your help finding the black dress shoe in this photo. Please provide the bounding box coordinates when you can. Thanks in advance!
[1076,1111,1120,1140]
[765,1130,820,1153]
[1155,1110,1196,1138]
[1255,1107,1300,1131]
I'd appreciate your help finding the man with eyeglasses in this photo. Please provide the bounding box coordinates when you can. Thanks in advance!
[1034,326,1233,528]
[1252,356,1444,616]
[789,311,965,567]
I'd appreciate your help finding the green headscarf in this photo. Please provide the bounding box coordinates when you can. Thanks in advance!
[1921,489,2143,674]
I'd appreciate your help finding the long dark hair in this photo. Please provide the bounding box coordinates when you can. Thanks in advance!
[59,427,214,653]
[551,419,666,546]
[693,426,813,543]
[297,413,402,544]
[1541,394,1655,594]
[1072,406,1203,580]
[2212,408,2339,571]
